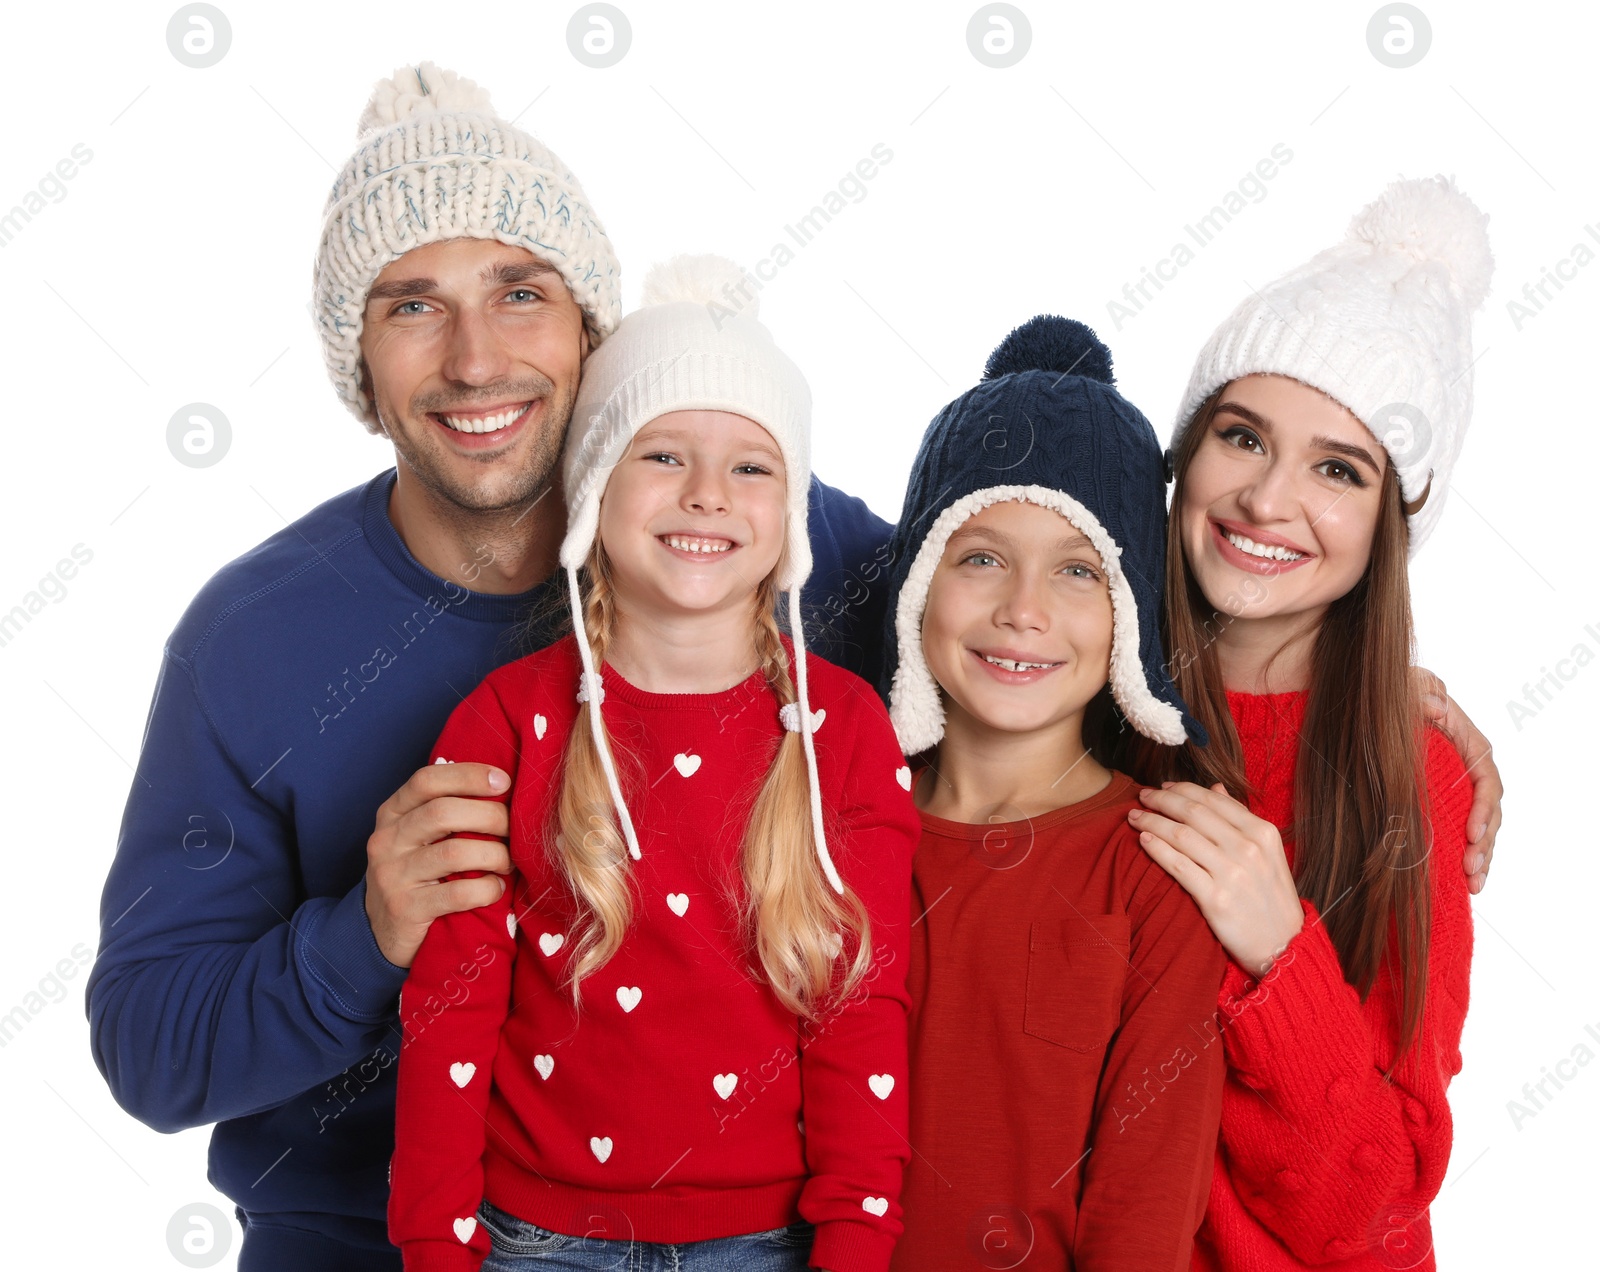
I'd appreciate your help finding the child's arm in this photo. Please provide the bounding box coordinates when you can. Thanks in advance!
[1074,835,1227,1272]
[796,692,921,1272]
[1205,728,1475,1263]
[386,674,521,1272]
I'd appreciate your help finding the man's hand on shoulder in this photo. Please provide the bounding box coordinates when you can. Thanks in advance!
[364,762,512,967]
[1414,666,1502,895]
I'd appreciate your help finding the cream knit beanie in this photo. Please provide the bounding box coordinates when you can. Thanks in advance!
[1171,175,1493,555]
[314,62,622,432]
[557,255,842,892]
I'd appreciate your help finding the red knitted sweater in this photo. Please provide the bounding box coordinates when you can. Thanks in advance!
[386,634,921,1272]
[1195,690,1474,1271]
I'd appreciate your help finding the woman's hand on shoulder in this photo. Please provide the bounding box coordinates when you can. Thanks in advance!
[1128,781,1304,977]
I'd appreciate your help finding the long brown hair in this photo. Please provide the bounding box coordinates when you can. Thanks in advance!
[549,539,872,1021]
[1136,387,1432,1059]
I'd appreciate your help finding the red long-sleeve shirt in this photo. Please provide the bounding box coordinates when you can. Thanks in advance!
[1197,690,1475,1271]
[893,768,1227,1271]
[386,633,920,1272]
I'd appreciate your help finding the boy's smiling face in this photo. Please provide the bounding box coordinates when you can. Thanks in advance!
[921,499,1114,741]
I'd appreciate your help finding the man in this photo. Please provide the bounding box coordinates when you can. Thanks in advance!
[85,61,1502,1271]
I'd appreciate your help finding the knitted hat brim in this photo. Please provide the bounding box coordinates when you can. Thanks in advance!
[889,484,1188,754]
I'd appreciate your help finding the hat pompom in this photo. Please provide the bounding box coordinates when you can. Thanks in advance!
[640,254,758,320]
[357,62,497,137]
[1346,175,1494,310]
[983,315,1114,384]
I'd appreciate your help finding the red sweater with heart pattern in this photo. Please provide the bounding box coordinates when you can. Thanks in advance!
[1196,690,1475,1271]
[386,633,920,1272]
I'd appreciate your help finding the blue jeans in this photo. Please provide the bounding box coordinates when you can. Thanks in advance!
[476,1198,814,1271]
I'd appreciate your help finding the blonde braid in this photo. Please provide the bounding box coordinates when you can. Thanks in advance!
[552,544,635,1006]
[740,579,872,1019]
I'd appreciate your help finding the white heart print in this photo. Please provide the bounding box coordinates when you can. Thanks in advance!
[896,765,912,791]
[453,1216,477,1243]
[869,1073,895,1100]
[539,932,564,957]
[616,985,642,1012]
[434,757,450,765]
[590,1136,613,1163]
[506,913,517,939]
[534,713,548,741]
[713,1073,737,1099]
[673,752,702,778]
[862,1196,889,1217]
[666,893,689,917]
[449,1062,476,1088]
[780,703,827,733]
[534,1054,554,1080]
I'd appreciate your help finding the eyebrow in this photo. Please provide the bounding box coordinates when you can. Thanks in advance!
[1214,401,1384,477]
[366,258,562,304]
[946,524,1094,552]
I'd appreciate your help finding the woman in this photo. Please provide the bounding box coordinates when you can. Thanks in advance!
[1129,175,1491,1270]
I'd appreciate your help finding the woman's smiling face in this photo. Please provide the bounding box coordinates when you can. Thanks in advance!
[1179,374,1389,623]
[921,499,1113,739]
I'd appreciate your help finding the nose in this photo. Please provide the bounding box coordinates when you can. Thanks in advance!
[439,300,514,388]
[680,465,730,516]
[1233,452,1298,525]
[993,566,1049,634]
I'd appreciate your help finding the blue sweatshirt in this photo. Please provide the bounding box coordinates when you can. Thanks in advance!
[85,467,893,1253]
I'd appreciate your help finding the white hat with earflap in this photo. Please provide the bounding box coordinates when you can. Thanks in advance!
[556,255,843,892]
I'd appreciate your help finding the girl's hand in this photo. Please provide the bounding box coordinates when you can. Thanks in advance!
[1129,782,1304,977]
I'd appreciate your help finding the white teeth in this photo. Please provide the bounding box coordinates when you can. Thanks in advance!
[1225,530,1304,562]
[981,653,1057,672]
[438,402,530,434]
[663,535,733,554]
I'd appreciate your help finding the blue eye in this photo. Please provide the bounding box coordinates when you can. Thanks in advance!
[1063,563,1101,581]
[959,551,999,568]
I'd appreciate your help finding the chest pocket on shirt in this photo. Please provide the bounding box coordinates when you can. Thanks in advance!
[1023,914,1131,1052]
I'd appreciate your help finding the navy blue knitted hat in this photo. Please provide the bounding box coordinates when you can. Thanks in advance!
[880,315,1206,752]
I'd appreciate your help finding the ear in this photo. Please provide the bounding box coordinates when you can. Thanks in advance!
[579,323,592,363]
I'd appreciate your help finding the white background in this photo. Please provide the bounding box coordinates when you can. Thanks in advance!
[2,0,1594,1266]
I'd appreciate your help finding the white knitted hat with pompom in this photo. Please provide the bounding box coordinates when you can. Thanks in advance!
[556,255,841,891]
[314,62,621,433]
[1171,174,1493,555]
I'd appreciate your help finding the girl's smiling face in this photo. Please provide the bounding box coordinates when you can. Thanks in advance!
[921,499,1113,739]
[1179,374,1388,623]
[596,409,787,622]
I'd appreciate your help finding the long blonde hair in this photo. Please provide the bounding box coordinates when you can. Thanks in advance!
[552,539,872,1020]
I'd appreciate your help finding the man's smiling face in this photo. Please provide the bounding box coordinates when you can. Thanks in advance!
[357,237,590,512]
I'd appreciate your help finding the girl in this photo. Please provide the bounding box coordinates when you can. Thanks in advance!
[1129,176,1491,1270]
[880,316,1228,1270]
[387,256,921,1272]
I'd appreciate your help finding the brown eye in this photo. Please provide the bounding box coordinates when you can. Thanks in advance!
[1218,425,1263,453]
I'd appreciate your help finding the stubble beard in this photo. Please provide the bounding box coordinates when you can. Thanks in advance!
[382,372,577,516]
